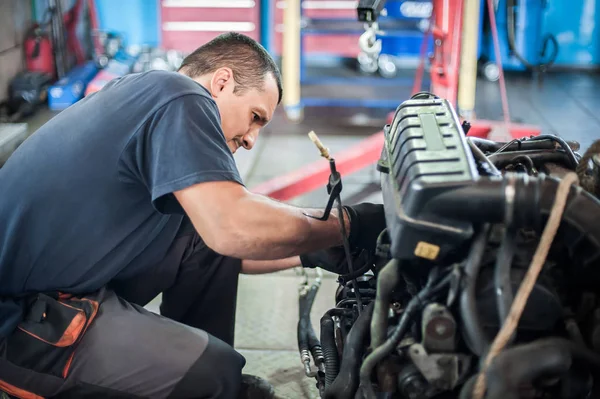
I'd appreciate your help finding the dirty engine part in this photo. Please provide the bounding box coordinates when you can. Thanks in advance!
[298,92,600,399]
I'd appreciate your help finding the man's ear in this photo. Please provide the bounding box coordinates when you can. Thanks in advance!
[210,67,234,97]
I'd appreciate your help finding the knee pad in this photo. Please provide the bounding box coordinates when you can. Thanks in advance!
[169,334,246,398]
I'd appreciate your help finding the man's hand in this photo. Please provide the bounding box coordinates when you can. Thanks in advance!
[300,203,385,275]
[344,203,386,252]
[300,246,373,276]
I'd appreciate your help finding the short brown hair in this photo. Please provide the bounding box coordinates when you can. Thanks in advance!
[178,32,283,104]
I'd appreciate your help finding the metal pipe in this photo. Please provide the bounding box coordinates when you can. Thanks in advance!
[457,0,481,119]
[282,0,302,121]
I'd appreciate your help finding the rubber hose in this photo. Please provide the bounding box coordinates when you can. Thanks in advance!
[425,174,542,227]
[468,136,579,153]
[509,155,536,175]
[506,0,558,73]
[298,293,310,355]
[468,138,502,176]
[359,273,453,399]
[458,374,479,399]
[529,135,579,169]
[305,285,321,353]
[489,149,574,170]
[321,314,340,387]
[459,225,492,357]
[494,226,516,344]
[324,302,375,399]
[370,259,400,349]
[485,338,573,399]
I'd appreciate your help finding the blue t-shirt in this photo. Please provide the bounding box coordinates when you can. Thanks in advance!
[0,70,243,336]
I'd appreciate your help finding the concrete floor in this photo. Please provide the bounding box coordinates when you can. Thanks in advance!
[8,69,600,398]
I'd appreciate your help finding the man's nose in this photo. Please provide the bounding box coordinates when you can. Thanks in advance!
[242,131,257,150]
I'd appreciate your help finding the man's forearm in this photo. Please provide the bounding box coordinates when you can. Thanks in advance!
[223,193,349,260]
[241,256,301,274]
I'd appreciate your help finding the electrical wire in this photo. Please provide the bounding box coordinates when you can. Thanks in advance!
[471,172,580,399]
[492,138,522,155]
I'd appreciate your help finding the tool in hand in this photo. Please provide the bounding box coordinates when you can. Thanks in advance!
[305,131,363,310]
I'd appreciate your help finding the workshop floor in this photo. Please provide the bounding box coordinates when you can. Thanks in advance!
[20,70,600,398]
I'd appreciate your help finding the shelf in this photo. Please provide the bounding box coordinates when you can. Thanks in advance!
[292,0,431,110]
[300,97,406,108]
[301,62,428,87]
[301,28,424,37]
[300,70,418,110]
[301,18,425,37]
[301,75,427,86]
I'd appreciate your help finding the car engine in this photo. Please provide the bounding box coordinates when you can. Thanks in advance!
[297,93,600,399]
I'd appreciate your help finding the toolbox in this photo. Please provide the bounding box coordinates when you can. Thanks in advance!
[48,61,99,111]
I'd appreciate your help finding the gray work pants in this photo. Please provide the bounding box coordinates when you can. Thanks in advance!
[0,218,245,398]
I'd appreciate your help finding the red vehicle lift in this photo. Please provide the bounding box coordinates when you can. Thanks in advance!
[252,0,541,201]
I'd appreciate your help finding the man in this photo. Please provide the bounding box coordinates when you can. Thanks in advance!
[0,32,385,398]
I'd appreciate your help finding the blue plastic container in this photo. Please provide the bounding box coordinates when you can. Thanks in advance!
[48,61,99,111]
[481,0,547,72]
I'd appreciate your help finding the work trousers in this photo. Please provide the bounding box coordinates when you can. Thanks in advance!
[0,218,245,398]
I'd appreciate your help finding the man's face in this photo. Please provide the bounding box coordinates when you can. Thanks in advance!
[205,68,279,153]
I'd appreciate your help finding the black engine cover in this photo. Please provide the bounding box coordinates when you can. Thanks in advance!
[379,95,479,261]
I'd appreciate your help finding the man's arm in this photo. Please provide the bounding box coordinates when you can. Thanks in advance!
[241,256,301,274]
[174,180,350,260]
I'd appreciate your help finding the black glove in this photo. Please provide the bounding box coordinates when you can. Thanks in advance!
[300,246,372,276]
[344,203,386,252]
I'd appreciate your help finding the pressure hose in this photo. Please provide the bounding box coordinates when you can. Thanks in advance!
[370,259,400,349]
[320,308,353,388]
[321,315,339,387]
[459,224,493,356]
[493,225,517,345]
[324,302,375,399]
[298,273,323,377]
[359,271,453,399]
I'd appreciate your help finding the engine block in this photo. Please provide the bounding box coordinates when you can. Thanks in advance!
[379,94,479,262]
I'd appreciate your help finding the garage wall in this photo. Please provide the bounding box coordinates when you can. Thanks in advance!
[0,0,32,102]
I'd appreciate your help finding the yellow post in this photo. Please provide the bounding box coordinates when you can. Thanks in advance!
[282,0,302,121]
[457,0,481,120]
